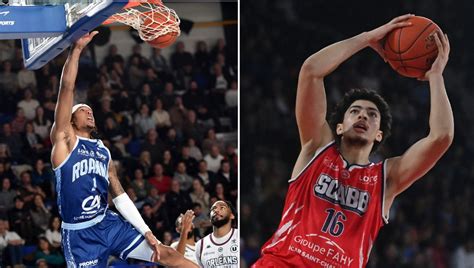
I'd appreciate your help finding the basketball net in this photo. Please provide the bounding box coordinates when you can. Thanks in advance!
[103,0,180,42]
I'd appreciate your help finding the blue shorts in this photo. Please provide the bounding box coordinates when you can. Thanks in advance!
[61,210,145,267]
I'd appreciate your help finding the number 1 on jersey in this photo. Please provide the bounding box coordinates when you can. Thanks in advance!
[321,208,346,236]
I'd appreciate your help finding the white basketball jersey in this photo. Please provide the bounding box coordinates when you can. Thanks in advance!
[170,241,198,264]
[195,228,239,268]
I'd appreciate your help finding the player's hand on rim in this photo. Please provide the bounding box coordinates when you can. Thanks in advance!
[73,31,99,51]
[419,30,450,81]
[367,14,415,62]
[144,231,161,262]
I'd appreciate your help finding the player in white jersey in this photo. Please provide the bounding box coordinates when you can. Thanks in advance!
[171,210,198,264]
[50,31,198,267]
[195,201,239,268]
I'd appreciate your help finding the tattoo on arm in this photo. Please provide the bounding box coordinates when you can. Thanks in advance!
[108,161,125,198]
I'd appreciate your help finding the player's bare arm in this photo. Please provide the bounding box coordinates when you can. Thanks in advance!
[385,31,453,215]
[108,160,198,267]
[50,31,98,168]
[293,14,413,178]
[176,210,195,255]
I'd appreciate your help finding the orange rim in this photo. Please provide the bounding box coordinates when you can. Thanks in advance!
[102,0,164,24]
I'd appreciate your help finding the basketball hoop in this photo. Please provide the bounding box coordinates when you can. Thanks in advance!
[103,0,180,43]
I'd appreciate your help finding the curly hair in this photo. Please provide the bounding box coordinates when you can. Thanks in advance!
[329,88,392,153]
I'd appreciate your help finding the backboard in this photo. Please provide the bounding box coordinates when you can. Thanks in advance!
[7,0,129,70]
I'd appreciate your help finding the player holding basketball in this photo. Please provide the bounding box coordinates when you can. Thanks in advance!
[50,32,198,267]
[195,200,239,267]
[252,14,453,267]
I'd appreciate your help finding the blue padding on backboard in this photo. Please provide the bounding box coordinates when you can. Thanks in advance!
[22,0,129,70]
[0,5,66,39]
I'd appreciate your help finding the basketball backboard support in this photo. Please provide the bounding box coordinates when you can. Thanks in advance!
[6,0,129,70]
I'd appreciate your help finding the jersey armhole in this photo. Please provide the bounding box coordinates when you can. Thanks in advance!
[381,160,389,224]
[52,137,80,171]
[288,140,335,183]
[199,238,204,260]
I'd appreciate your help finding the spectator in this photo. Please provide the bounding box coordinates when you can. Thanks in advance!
[34,237,65,268]
[150,47,170,75]
[192,203,211,238]
[141,129,165,164]
[170,41,193,72]
[151,98,172,133]
[0,123,24,163]
[18,170,46,205]
[23,122,48,162]
[8,196,35,244]
[137,150,153,177]
[160,82,176,111]
[162,150,175,177]
[0,219,24,267]
[0,61,18,95]
[103,44,124,69]
[197,160,216,195]
[30,194,52,236]
[130,168,152,201]
[183,109,204,143]
[203,145,224,173]
[32,106,52,141]
[44,216,61,251]
[194,41,211,74]
[18,63,37,90]
[0,177,16,219]
[11,107,27,134]
[31,159,55,198]
[173,161,194,192]
[178,145,199,176]
[148,163,172,195]
[216,159,237,200]
[169,96,188,134]
[189,178,210,216]
[165,179,193,227]
[135,83,154,111]
[17,89,40,121]
[134,103,155,137]
[201,128,224,155]
[186,138,203,161]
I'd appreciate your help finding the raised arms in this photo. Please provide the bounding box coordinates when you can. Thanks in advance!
[292,15,413,178]
[385,31,453,210]
[50,31,98,167]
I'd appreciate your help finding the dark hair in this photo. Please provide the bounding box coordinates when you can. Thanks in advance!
[224,201,237,228]
[329,88,392,153]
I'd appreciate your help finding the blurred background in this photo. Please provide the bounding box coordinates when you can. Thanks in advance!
[0,1,237,267]
[241,0,474,267]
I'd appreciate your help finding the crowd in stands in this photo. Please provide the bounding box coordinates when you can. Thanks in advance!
[0,35,237,267]
[241,1,474,267]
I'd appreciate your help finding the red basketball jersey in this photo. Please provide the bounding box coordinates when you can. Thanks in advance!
[255,141,387,268]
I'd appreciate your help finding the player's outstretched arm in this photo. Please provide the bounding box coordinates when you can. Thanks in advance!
[176,210,195,255]
[50,31,98,144]
[293,14,413,178]
[386,31,453,204]
[157,244,200,267]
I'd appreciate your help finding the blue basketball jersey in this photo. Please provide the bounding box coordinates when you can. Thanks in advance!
[54,136,111,226]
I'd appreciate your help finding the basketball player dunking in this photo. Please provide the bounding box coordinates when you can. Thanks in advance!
[252,14,453,267]
[50,32,198,267]
[196,201,239,268]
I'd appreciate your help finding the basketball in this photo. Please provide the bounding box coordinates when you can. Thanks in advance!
[383,16,441,78]
[143,10,180,49]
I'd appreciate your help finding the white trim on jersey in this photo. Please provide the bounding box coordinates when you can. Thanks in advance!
[61,209,107,230]
[53,137,80,171]
[382,160,389,224]
[76,135,99,142]
[288,140,335,183]
[120,234,143,259]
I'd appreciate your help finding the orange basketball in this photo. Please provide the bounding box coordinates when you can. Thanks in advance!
[383,16,441,78]
[143,10,180,49]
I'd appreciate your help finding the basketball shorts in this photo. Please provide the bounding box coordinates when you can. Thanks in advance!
[61,210,145,267]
